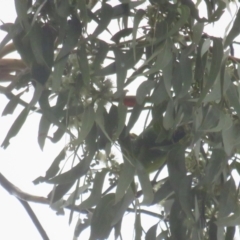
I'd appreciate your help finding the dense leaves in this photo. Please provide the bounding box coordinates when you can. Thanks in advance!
[1,0,240,239]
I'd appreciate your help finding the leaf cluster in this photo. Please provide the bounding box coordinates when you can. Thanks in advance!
[1,0,240,239]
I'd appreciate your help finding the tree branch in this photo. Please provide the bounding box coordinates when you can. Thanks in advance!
[0,173,49,240]
[18,199,50,240]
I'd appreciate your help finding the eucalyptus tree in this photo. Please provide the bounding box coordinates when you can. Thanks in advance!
[1,0,240,239]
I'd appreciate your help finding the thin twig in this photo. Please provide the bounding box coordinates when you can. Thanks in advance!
[18,199,50,240]
[0,173,49,240]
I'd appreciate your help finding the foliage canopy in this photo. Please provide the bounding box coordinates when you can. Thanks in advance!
[1,0,240,239]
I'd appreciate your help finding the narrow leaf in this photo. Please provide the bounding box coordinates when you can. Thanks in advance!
[1,107,29,149]
[111,28,133,44]
[136,80,155,105]
[92,3,113,37]
[78,43,90,87]
[224,9,240,48]
[198,38,223,104]
[2,92,24,116]
[75,105,95,144]
[90,193,115,240]
[114,48,127,92]
[133,9,145,60]
[146,223,158,240]
[78,169,108,210]
[115,158,135,203]
[38,115,51,150]
[92,40,109,72]
[136,161,154,205]
[134,212,142,240]
[47,157,91,184]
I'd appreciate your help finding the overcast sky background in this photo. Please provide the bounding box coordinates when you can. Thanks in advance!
[0,1,239,240]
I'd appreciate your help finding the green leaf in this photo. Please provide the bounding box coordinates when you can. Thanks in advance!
[145,41,172,76]
[225,227,235,240]
[178,175,194,220]
[226,81,240,119]
[2,92,24,116]
[129,0,146,8]
[162,58,173,98]
[222,122,240,156]
[112,188,135,225]
[63,184,89,208]
[133,9,145,60]
[41,24,55,67]
[114,219,122,240]
[152,179,173,205]
[136,161,154,205]
[224,9,240,48]
[179,49,192,98]
[31,0,47,26]
[125,103,144,134]
[29,22,46,66]
[208,220,218,240]
[78,43,90,87]
[44,149,66,180]
[115,157,135,203]
[39,91,58,120]
[78,169,108,210]
[92,40,109,72]
[192,22,204,44]
[47,157,91,184]
[134,212,142,240]
[163,100,174,130]
[52,17,81,91]
[167,146,187,193]
[1,107,29,149]
[115,102,127,139]
[74,215,91,238]
[146,222,158,240]
[95,102,112,142]
[218,177,238,219]
[203,149,227,184]
[136,80,155,105]
[14,0,30,31]
[154,5,190,45]
[216,205,240,227]
[201,38,211,57]
[77,1,88,27]
[56,19,81,61]
[209,0,225,22]
[111,28,133,44]
[95,47,143,76]
[52,57,68,91]
[90,193,115,240]
[49,121,66,143]
[75,105,95,144]
[106,104,119,140]
[0,23,21,55]
[156,231,169,240]
[206,111,232,133]
[55,0,71,18]
[181,0,203,22]
[114,48,127,92]
[169,199,188,239]
[38,115,51,150]
[13,26,35,65]
[92,3,113,37]
[29,82,44,107]
[198,38,223,104]
[112,3,130,19]
[151,79,169,105]
[49,182,75,203]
